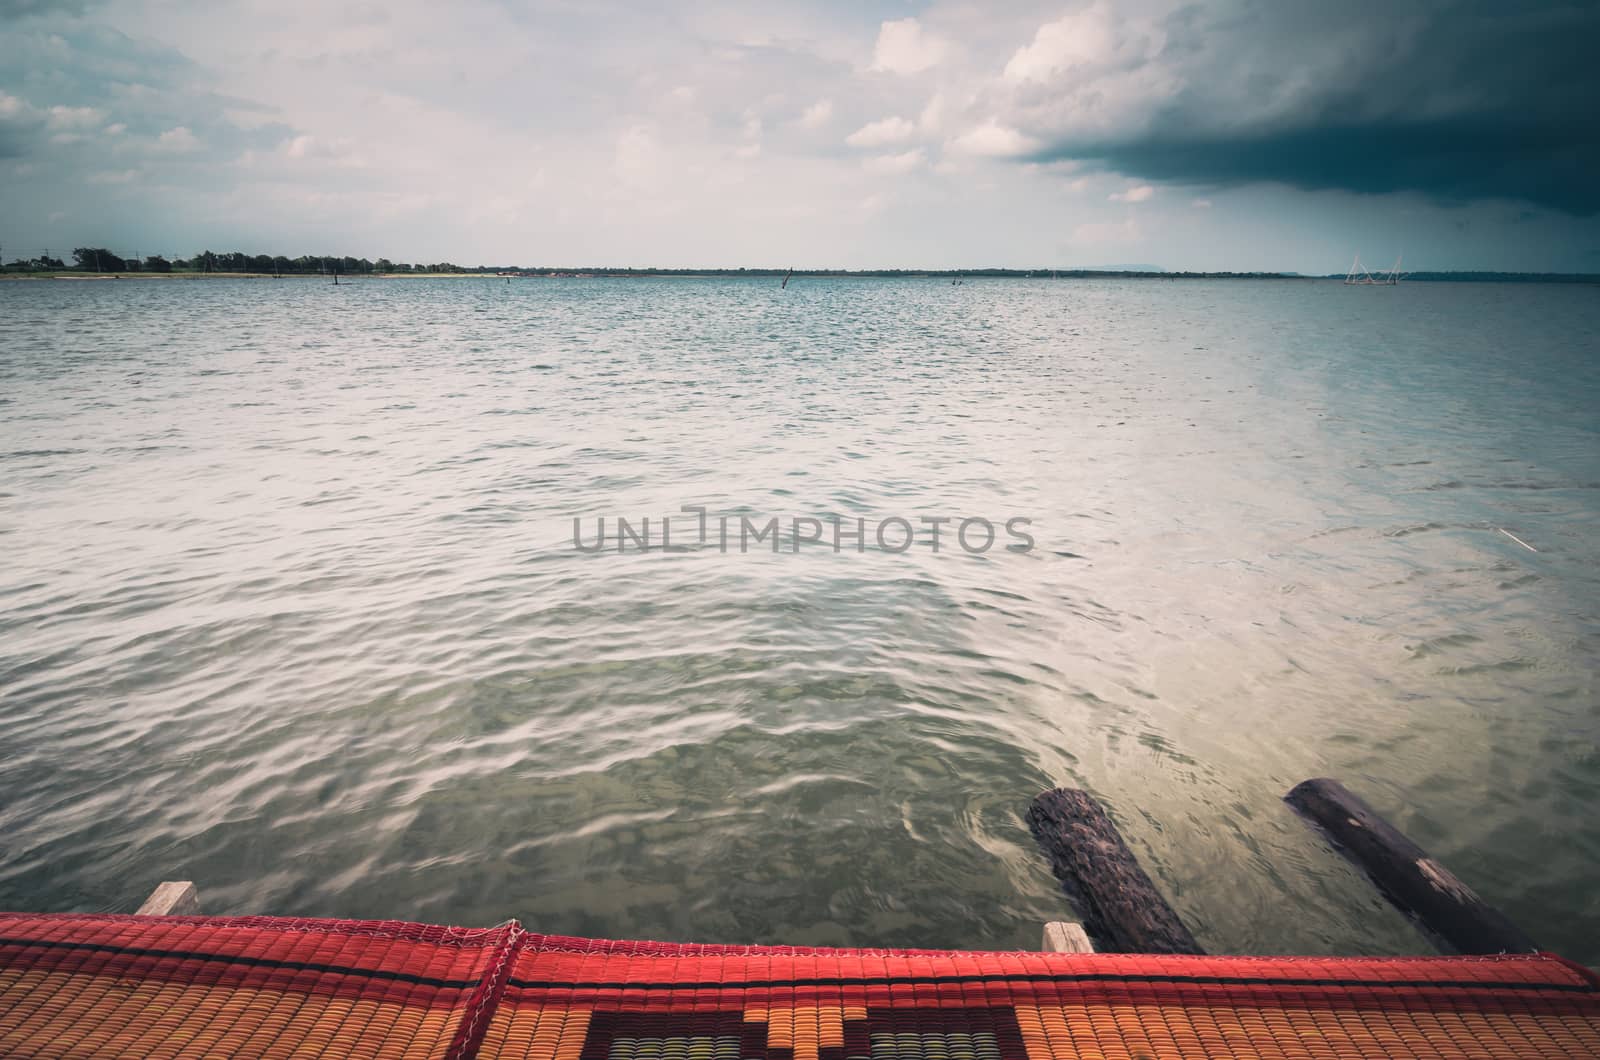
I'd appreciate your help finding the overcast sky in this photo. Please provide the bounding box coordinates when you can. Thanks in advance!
[2,0,1597,273]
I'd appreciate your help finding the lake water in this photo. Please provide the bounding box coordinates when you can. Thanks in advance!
[1,276,1597,963]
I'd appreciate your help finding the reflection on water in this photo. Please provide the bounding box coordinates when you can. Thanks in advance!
[1,277,1596,960]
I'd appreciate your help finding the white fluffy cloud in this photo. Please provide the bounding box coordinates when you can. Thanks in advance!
[798,99,832,129]
[947,121,1038,158]
[1109,185,1153,203]
[46,105,106,131]
[156,125,198,151]
[845,116,914,148]
[1004,4,1118,83]
[862,148,925,175]
[870,18,948,75]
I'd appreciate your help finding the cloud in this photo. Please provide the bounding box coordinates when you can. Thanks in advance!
[1007,1,1600,214]
[871,18,947,75]
[1108,185,1153,203]
[845,115,914,148]
[156,125,198,151]
[736,112,762,156]
[224,107,276,131]
[0,91,42,157]
[614,124,666,188]
[1072,216,1141,245]
[0,0,103,17]
[798,99,832,130]
[1004,4,1117,83]
[2,0,1596,271]
[947,121,1038,158]
[46,104,105,131]
[0,16,283,181]
[1191,198,1212,208]
[86,167,139,183]
[863,148,925,175]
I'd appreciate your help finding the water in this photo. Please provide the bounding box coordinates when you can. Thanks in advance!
[1,276,1597,962]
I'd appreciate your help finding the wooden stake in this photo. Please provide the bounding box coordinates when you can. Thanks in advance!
[1041,921,1095,953]
[135,881,200,917]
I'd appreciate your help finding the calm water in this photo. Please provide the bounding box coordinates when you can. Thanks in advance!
[1,276,1597,962]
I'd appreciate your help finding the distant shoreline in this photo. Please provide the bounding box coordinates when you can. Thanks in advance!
[2,269,1595,284]
[1,268,1304,281]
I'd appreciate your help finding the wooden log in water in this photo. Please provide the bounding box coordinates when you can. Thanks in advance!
[1027,788,1204,954]
[1284,778,1537,954]
[135,881,200,917]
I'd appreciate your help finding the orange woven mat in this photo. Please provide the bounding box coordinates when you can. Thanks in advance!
[5,914,1600,1059]
[0,913,515,1059]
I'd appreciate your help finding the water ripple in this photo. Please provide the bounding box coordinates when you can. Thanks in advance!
[1,277,1597,959]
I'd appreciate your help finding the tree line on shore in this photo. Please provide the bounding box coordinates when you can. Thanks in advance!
[3,249,471,274]
[5,250,1291,279]
[3,249,1594,283]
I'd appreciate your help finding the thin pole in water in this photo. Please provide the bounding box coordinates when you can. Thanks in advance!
[1498,528,1538,552]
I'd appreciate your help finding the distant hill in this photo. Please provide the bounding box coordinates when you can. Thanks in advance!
[1073,264,1165,273]
[1322,271,1599,284]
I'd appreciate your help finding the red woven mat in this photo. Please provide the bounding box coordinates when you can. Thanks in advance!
[4,915,1599,1059]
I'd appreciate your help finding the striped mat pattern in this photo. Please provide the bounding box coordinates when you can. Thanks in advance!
[3,915,1599,1059]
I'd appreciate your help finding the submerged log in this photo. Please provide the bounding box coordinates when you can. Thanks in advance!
[1027,788,1204,954]
[1285,778,1537,954]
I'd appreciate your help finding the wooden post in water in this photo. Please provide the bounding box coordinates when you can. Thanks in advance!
[135,881,200,917]
[1041,921,1094,953]
[1284,778,1537,954]
[1027,788,1204,954]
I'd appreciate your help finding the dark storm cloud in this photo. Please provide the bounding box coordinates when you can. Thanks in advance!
[1019,1,1600,215]
[0,0,102,18]
[1084,119,1595,215]
[0,17,293,172]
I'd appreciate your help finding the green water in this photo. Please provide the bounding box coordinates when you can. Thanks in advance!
[1,277,1596,960]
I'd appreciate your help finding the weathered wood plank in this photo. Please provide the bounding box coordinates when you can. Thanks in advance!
[135,881,200,917]
[1026,788,1204,954]
[1284,778,1536,954]
[1041,921,1095,953]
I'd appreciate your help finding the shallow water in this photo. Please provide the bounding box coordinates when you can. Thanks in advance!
[1,276,1597,961]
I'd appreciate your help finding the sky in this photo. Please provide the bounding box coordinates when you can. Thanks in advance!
[2,0,1598,273]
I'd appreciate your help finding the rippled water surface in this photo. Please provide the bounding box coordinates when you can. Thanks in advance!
[2,276,1597,961]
